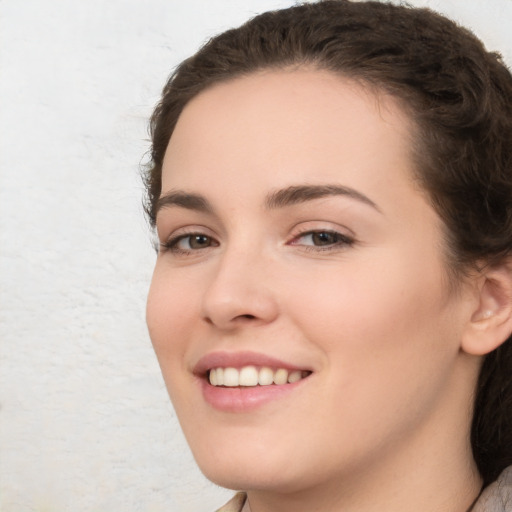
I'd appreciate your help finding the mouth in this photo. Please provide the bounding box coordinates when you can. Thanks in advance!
[208,366,312,387]
[194,351,313,411]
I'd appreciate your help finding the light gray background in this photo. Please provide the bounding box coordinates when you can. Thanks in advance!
[1,1,511,511]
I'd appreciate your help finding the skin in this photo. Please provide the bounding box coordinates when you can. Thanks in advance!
[146,69,486,511]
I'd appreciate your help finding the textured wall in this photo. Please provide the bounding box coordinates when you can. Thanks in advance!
[1,1,511,511]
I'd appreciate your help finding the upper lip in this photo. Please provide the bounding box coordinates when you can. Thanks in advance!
[193,350,311,376]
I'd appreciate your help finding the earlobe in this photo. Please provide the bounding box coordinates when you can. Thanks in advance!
[462,263,512,356]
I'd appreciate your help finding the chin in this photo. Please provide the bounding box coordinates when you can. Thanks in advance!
[190,431,343,495]
[188,434,305,492]
[198,459,305,493]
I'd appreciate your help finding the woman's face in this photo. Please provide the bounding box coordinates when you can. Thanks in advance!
[147,69,476,493]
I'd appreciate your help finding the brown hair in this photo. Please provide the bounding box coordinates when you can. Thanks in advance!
[144,0,512,485]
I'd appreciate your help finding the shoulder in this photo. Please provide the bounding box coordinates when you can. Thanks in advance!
[473,467,512,511]
[215,492,247,512]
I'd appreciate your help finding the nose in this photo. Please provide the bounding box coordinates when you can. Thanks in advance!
[200,247,279,330]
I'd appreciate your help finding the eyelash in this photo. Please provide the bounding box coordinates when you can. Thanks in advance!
[159,228,355,256]
[160,231,218,255]
[289,229,355,252]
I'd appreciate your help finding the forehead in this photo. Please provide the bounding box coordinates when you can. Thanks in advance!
[161,68,417,203]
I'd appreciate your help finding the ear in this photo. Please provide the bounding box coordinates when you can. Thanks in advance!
[461,262,512,356]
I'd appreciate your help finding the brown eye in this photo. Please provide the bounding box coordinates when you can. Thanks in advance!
[161,232,218,254]
[188,234,212,249]
[311,231,339,246]
[291,230,354,251]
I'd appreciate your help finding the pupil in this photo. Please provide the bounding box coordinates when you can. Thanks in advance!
[191,235,209,248]
[313,232,335,245]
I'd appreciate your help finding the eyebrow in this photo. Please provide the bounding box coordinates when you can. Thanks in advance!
[155,184,380,217]
[156,191,214,215]
[264,184,380,212]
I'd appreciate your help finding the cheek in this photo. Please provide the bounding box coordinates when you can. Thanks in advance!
[146,266,197,370]
[284,250,458,392]
[276,256,462,462]
[146,268,207,422]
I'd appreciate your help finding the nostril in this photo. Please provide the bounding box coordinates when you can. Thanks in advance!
[239,314,256,320]
[203,313,256,325]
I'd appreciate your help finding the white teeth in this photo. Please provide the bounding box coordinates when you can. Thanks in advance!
[215,367,224,386]
[223,367,239,387]
[287,370,302,383]
[258,367,274,386]
[239,366,259,386]
[208,365,310,387]
[273,368,288,385]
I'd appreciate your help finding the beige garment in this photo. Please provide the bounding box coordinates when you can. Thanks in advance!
[215,492,247,512]
[473,466,512,512]
[215,466,512,512]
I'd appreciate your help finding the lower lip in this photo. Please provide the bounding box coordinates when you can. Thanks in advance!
[200,377,307,412]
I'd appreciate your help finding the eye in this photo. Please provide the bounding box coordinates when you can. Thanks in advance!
[161,232,218,254]
[303,231,340,246]
[290,230,354,250]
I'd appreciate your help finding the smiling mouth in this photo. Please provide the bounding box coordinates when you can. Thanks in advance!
[208,366,312,387]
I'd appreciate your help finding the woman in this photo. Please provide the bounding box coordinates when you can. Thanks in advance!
[144,1,512,510]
